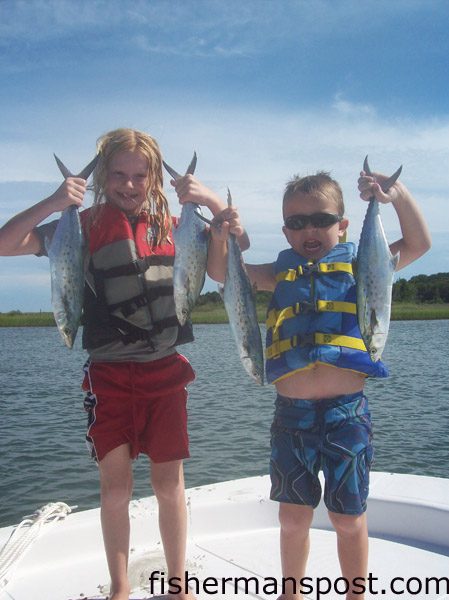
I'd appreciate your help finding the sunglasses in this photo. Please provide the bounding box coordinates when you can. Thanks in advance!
[284,212,343,230]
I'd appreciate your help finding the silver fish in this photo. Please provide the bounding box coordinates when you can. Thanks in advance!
[163,153,209,325]
[46,155,98,348]
[356,156,401,362]
[222,190,264,384]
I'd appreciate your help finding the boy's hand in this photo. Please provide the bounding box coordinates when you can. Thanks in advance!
[358,170,405,205]
[171,174,224,215]
[46,177,87,212]
[210,206,245,242]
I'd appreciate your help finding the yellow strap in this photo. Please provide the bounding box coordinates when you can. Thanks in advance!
[266,332,366,359]
[266,336,299,360]
[275,268,300,282]
[266,299,356,330]
[275,261,353,282]
[318,262,353,274]
[314,333,367,351]
[266,304,301,329]
[316,300,356,315]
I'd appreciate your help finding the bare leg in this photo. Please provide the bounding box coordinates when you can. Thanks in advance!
[328,511,368,600]
[277,503,314,600]
[151,460,196,600]
[98,444,133,600]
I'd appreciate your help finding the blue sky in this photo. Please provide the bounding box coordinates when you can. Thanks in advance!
[0,0,448,311]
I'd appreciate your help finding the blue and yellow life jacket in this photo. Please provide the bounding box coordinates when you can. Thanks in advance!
[265,242,388,384]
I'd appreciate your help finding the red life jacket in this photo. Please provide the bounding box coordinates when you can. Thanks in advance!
[80,203,193,351]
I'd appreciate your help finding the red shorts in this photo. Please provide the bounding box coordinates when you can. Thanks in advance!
[82,352,195,463]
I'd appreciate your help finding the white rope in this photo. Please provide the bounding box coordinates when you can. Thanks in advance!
[0,502,73,589]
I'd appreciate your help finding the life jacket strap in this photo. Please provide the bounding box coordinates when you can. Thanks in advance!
[108,293,149,318]
[266,332,366,360]
[275,261,354,282]
[108,314,181,346]
[95,255,174,279]
[266,299,357,330]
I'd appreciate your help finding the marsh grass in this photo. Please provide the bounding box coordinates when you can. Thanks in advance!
[1,302,448,327]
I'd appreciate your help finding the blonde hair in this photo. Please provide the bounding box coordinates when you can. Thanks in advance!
[91,128,171,244]
[283,171,345,217]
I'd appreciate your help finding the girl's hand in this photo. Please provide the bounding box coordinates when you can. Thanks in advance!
[358,170,404,205]
[210,206,244,242]
[171,174,224,215]
[46,177,87,212]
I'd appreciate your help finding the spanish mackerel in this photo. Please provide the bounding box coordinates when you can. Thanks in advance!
[356,156,401,362]
[222,190,264,384]
[163,154,208,325]
[46,155,98,348]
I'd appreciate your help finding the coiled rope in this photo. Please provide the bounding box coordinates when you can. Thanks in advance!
[0,502,73,589]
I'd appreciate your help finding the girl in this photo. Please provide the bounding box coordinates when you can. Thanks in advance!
[0,128,244,600]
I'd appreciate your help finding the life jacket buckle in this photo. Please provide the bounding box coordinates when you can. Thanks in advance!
[300,262,319,276]
[298,333,314,347]
[299,301,316,314]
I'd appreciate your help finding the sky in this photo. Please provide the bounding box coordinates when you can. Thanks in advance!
[0,0,448,312]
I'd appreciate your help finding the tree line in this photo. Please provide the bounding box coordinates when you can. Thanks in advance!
[392,272,449,303]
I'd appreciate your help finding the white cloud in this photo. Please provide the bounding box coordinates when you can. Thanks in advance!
[1,91,448,310]
[332,93,377,118]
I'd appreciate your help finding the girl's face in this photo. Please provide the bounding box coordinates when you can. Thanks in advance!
[104,150,150,216]
[282,191,348,260]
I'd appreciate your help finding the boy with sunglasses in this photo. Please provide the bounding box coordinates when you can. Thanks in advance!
[207,168,430,600]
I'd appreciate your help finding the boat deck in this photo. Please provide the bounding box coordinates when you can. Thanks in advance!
[1,472,448,600]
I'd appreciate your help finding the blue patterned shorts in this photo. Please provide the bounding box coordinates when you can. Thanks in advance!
[270,391,373,515]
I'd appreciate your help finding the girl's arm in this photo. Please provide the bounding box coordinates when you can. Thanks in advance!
[358,172,431,270]
[0,177,86,256]
[171,174,250,251]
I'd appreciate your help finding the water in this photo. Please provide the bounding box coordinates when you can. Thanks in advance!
[0,321,448,527]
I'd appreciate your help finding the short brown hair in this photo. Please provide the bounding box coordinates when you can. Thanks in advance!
[283,171,345,216]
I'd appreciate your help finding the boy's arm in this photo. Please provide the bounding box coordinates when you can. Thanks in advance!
[0,177,86,256]
[358,172,431,270]
[246,263,277,292]
[206,206,276,291]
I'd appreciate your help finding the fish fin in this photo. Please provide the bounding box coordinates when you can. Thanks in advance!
[77,154,100,180]
[193,208,212,225]
[363,155,372,176]
[218,284,224,300]
[162,160,182,180]
[163,151,197,180]
[391,251,400,271]
[186,152,197,175]
[54,154,73,178]
[226,188,232,208]
[54,153,99,180]
[370,308,379,332]
[382,165,403,192]
[44,235,52,255]
[363,155,403,193]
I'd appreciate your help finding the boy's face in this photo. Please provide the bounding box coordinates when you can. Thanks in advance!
[282,192,348,260]
[105,150,150,216]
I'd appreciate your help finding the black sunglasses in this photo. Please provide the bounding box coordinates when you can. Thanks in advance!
[284,212,343,230]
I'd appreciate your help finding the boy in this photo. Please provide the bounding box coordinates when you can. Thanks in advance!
[206,166,431,600]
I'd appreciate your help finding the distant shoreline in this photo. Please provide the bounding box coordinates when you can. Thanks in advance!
[0,303,448,327]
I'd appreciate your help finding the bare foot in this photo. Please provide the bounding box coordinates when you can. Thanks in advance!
[168,589,197,600]
[107,586,131,600]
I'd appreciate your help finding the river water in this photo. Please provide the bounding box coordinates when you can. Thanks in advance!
[0,321,448,526]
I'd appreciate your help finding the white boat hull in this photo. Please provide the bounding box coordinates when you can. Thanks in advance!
[1,471,448,599]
